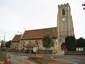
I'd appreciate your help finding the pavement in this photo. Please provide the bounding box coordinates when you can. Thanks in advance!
[7,52,85,64]
[29,57,74,64]
[7,52,74,64]
[10,54,68,64]
[53,55,85,64]
[10,54,36,64]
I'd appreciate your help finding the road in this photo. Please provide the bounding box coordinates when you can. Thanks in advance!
[7,52,85,64]
[53,55,85,64]
[7,52,36,64]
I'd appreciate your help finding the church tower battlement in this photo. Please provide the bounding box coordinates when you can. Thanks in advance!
[58,3,69,7]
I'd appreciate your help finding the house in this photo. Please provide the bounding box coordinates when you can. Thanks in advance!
[11,34,22,50]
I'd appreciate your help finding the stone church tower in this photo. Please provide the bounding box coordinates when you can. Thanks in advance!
[56,3,74,53]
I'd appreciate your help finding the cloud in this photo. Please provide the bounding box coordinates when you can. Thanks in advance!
[0,0,85,40]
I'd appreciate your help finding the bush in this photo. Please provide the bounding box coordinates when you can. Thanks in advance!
[65,36,76,51]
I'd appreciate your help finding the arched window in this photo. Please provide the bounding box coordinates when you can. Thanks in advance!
[62,9,65,15]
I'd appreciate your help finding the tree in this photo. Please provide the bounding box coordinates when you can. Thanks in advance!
[1,43,4,48]
[1,40,5,48]
[65,36,76,51]
[5,40,11,48]
[42,34,53,50]
[76,37,85,47]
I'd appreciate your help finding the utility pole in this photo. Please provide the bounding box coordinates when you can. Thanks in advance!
[4,33,7,59]
[3,33,6,48]
[4,34,5,42]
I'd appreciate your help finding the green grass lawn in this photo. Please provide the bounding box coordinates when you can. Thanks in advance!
[0,51,6,61]
[0,55,5,61]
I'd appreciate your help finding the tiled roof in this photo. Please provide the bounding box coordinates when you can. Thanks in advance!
[21,27,57,40]
[25,42,37,48]
[12,34,22,42]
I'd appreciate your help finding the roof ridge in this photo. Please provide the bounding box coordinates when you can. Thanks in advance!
[25,27,57,32]
[15,34,22,36]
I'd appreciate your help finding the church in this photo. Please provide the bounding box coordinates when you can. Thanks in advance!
[11,3,74,54]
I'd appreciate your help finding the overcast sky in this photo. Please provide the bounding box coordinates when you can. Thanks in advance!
[0,0,85,41]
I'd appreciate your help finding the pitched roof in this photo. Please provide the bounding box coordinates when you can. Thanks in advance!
[12,34,22,42]
[21,27,57,40]
[25,42,37,48]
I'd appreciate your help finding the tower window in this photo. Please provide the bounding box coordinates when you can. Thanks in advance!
[62,9,65,15]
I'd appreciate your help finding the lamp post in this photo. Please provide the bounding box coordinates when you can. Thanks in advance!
[0,33,7,61]
[4,34,6,48]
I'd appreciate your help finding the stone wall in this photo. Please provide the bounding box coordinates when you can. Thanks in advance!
[65,51,85,55]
